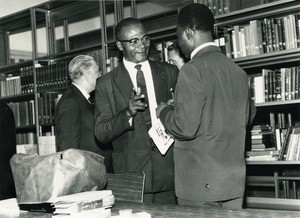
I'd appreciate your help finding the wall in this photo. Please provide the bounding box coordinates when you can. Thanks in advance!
[0,0,48,18]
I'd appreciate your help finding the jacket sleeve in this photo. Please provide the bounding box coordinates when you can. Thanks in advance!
[56,98,81,150]
[94,77,133,144]
[160,63,205,140]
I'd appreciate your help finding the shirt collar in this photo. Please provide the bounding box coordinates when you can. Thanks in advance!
[190,42,217,59]
[123,58,149,69]
[72,82,90,100]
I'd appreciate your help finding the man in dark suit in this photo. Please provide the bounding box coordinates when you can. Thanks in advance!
[157,4,256,209]
[0,101,16,200]
[55,55,113,173]
[94,18,178,203]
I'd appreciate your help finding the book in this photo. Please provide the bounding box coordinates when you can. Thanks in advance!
[246,149,279,157]
[52,190,115,215]
[18,190,115,215]
[246,155,279,161]
[279,126,293,160]
[253,74,265,103]
[286,127,300,161]
[54,207,111,218]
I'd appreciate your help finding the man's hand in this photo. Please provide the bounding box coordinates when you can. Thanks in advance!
[127,88,147,117]
[156,102,168,118]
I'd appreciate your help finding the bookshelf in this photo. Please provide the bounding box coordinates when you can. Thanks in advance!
[0,0,298,209]
[0,0,196,154]
[213,0,300,209]
[0,0,116,154]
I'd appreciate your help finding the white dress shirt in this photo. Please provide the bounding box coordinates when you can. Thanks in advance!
[123,59,158,124]
[72,82,90,101]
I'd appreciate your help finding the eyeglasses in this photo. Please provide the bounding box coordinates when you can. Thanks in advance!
[118,35,151,47]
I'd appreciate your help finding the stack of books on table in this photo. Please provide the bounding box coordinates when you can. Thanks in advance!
[19,190,115,217]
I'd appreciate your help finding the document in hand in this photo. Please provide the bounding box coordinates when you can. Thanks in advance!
[52,190,115,215]
[148,119,174,155]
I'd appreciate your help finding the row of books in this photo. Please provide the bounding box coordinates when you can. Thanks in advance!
[16,130,38,155]
[88,49,104,71]
[250,124,274,149]
[36,61,69,91]
[0,74,22,97]
[16,132,36,145]
[269,112,293,132]
[217,14,300,59]
[8,101,35,126]
[247,124,279,161]
[246,147,280,161]
[0,61,69,97]
[195,0,241,16]
[281,178,299,199]
[105,56,120,73]
[20,66,35,94]
[248,125,300,162]
[38,92,61,124]
[7,92,61,126]
[282,126,300,161]
[249,67,300,104]
[16,130,56,155]
[247,120,295,161]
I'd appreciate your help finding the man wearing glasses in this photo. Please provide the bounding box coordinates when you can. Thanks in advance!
[94,18,178,204]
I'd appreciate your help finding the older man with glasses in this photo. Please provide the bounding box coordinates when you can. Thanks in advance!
[94,18,178,204]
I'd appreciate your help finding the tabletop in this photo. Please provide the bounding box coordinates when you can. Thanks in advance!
[1,200,300,218]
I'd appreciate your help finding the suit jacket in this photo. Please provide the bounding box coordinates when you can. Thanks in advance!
[94,61,178,193]
[55,84,113,172]
[160,46,256,202]
[0,101,16,200]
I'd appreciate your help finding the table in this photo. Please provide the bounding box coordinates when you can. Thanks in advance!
[1,200,300,218]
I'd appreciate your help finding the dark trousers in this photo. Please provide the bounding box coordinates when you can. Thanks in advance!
[177,197,243,210]
[144,190,176,204]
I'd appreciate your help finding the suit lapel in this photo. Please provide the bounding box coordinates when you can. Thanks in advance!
[113,63,134,106]
[70,84,93,110]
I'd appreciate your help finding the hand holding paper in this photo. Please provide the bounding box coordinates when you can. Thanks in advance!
[148,119,174,155]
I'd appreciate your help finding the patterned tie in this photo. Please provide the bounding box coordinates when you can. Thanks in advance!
[135,64,151,128]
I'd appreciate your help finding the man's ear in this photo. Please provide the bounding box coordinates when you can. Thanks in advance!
[185,28,194,40]
[116,41,123,51]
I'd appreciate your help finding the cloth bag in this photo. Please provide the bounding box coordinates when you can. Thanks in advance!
[10,149,107,204]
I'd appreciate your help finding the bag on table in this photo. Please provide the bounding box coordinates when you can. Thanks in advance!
[10,149,107,204]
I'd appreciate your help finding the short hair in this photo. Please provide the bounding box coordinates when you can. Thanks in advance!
[68,55,96,81]
[177,3,214,33]
[167,42,188,62]
[115,18,145,40]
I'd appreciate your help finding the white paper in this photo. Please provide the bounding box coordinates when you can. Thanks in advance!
[148,119,174,155]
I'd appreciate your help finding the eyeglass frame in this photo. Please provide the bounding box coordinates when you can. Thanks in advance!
[117,35,151,47]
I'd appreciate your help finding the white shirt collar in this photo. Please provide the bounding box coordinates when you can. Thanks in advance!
[122,58,157,124]
[123,59,149,71]
[123,59,150,90]
[72,82,90,100]
[190,42,217,59]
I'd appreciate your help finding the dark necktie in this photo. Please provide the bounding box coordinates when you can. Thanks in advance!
[135,64,151,128]
[88,96,94,105]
